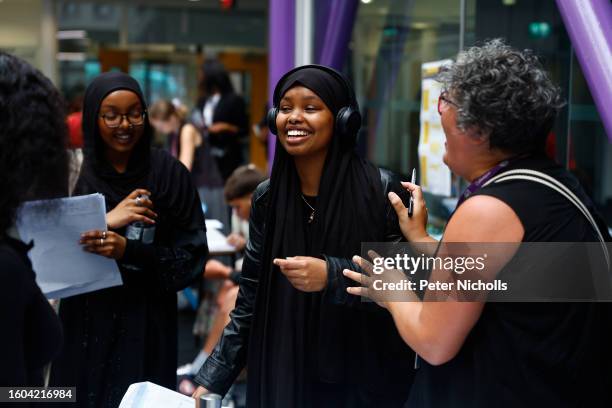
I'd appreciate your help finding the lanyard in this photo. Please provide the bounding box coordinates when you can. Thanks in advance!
[455,160,510,208]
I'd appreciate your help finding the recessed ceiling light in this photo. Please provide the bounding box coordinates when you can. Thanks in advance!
[361,0,372,4]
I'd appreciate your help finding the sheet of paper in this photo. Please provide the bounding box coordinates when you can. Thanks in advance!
[16,193,122,298]
[119,382,195,408]
[205,219,224,230]
[206,227,236,254]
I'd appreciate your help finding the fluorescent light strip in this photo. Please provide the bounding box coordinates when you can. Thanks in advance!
[57,30,87,40]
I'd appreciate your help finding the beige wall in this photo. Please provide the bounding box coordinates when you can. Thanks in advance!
[0,0,58,84]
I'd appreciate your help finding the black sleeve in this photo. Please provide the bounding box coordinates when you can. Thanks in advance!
[121,227,208,292]
[323,169,410,307]
[214,94,249,138]
[193,183,267,395]
[0,250,62,387]
[118,151,209,293]
[0,254,28,386]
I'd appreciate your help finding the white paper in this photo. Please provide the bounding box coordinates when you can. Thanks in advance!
[205,219,224,230]
[418,60,453,197]
[16,193,122,298]
[119,382,195,408]
[206,227,236,255]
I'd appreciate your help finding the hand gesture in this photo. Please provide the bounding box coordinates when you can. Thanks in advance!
[106,188,157,230]
[343,250,417,308]
[273,256,327,292]
[388,182,429,242]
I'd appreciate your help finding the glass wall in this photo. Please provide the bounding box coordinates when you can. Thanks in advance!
[349,0,612,231]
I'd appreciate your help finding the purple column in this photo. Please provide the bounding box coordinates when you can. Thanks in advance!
[556,0,612,141]
[318,0,359,69]
[267,0,295,171]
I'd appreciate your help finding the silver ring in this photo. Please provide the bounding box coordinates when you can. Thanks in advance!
[102,231,107,239]
[100,238,104,246]
[135,196,142,206]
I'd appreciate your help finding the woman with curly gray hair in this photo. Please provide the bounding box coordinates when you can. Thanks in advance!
[344,39,611,406]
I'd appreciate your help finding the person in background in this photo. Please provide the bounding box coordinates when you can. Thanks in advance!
[49,72,209,407]
[66,84,85,149]
[149,99,204,172]
[344,39,612,407]
[0,52,68,387]
[196,59,249,182]
[149,99,226,228]
[178,164,266,397]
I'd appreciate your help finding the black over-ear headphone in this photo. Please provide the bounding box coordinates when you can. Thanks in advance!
[266,64,362,142]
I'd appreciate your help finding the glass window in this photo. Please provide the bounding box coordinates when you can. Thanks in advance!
[350,0,611,232]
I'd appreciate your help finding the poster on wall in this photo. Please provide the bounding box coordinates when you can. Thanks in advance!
[418,59,453,197]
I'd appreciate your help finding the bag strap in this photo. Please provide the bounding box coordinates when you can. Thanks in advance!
[483,168,610,269]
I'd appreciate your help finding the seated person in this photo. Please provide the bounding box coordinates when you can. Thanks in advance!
[178,165,266,394]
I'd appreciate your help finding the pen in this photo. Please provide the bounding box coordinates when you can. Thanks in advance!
[408,168,416,217]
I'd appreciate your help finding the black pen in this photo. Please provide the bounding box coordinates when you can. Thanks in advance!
[408,168,416,217]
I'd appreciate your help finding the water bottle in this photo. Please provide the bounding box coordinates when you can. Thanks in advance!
[125,194,156,244]
[123,194,155,271]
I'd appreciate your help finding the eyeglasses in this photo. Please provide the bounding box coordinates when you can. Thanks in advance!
[437,91,459,115]
[99,110,146,128]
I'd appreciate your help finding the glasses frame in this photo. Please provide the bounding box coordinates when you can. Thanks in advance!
[99,110,147,129]
[437,91,459,115]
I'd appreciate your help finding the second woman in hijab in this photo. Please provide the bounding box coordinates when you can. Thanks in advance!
[193,65,414,407]
[49,72,208,407]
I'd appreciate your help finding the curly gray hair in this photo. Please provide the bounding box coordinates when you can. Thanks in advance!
[437,39,565,155]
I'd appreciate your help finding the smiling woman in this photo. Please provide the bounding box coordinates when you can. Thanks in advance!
[97,90,145,161]
[192,65,415,407]
[276,86,334,164]
[49,72,209,407]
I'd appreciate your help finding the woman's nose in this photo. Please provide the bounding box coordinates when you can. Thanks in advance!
[288,110,303,123]
[119,115,131,129]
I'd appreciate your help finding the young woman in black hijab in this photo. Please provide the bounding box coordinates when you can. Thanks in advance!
[193,65,414,407]
[49,72,208,407]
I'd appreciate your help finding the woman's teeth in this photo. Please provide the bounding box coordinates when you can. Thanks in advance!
[287,130,309,137]
[115,133,132,142]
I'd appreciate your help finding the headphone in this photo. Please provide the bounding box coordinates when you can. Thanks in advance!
[266,64,362,142]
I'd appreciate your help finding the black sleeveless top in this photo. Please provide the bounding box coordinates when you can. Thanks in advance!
[168,123,223,189]
[407,155,612,407]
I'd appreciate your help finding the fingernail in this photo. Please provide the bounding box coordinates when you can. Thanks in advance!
[352,256,359,263]
[343,269,348,275]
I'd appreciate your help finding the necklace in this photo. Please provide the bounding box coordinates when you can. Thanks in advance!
[301,194,315,224]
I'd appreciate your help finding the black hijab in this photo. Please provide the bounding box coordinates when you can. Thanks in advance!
[76,72,202,229]
[247,67,388,405]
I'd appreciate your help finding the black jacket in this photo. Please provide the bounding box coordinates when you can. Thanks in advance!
[195,168,415,398]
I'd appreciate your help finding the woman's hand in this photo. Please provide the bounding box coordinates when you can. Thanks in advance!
[192,386,209,407]
[389,181,429,242]
[204,259,232,280]
[80,230,127,260]
[226,233,246,251]
[106,188,157,230]
[273,256,327,292]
